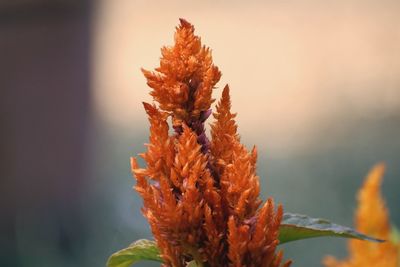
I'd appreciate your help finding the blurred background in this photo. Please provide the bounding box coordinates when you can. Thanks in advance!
[1,0,399,266]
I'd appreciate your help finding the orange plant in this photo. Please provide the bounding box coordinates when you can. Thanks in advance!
[107,19,385,267]
[133,18,290,267]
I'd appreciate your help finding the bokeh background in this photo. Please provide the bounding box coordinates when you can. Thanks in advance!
[1,0,399,266]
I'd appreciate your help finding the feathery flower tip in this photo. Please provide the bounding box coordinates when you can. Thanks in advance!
[179,18,191,28]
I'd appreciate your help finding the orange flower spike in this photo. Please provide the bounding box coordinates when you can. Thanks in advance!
[153,124,210,263]
[200,170,224,229]
[227,216,251,267]
[355,163,389,238]
[152,221,183,267]
[323,163,400,267]
[174,125,205,228]
[132,158,183,267]
[203,203,225,265]
[134,19,291,267]
[247,200,289,267]
[211,85,239,172]
[221,140,262,220]
[131,103,185,266]
[139,102,175,180]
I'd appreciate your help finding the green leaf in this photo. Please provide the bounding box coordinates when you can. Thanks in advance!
[390,225,400,244]
[186,260,199,267]
[107,239,163,267]
[279,213,384,244]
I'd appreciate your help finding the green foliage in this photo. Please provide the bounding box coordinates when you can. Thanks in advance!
[186,260,199,267]
[390,225,400,244]
[279,213,384,244]
[107,239,162,267]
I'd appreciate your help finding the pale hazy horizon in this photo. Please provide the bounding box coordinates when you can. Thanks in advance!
[93,0,400,154]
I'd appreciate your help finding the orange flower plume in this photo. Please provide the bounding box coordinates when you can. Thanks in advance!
[323,163,400,267]
[132,19,291,267]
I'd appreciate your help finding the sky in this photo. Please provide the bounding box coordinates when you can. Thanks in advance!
[93,0,400,154]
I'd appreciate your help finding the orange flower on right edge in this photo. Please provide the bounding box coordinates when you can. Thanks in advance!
[323,163,400,267]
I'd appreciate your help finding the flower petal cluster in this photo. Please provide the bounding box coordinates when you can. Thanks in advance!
[132,19,291,267]
[323,164,400,267]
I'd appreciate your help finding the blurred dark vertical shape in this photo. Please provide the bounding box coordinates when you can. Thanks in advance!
[0,1,91,266]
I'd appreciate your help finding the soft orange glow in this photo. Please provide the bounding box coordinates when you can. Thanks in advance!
[323,164,400,267]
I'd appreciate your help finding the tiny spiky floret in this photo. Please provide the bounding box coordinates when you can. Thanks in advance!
[132,19,291,267]
[323,164,400,267]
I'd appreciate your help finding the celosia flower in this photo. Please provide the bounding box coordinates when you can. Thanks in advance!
[131,19,291,267]
[323,163,400,267]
